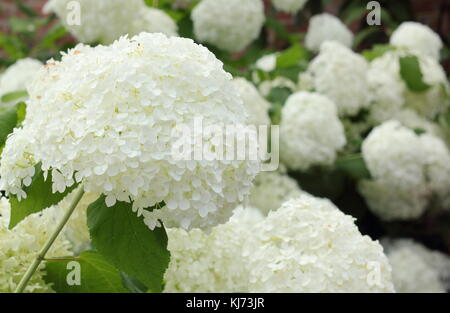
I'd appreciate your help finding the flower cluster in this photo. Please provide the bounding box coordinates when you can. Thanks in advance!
[43,0,177,44]
[298,41,370,116]
[164,194,394,292]
[359,120,450,220]
[279,91,346,171]
[191,0,265,53]
[0,198,72,293]
[0,33,260,231]
[0,58,42,106]
[164,206,264,292]
[305,13,354,52]
[247,195,394,292]
[390,22,443,61]
[367,50,449,123]
[383,239,450,293]
[255,53,278,73]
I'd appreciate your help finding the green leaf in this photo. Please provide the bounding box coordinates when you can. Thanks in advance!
[0,103,19,146]
[40,24,67,49]
[266,86,291,105]
[87,197,170,293]
[267,86,292,125]
[353,27,380,49]
[274,61,308,83]
[0,31,27,59]
[343,6,366,24]
[399,55,431,93]
[336,154,371,180]
[362,44,395,61]
[265,17,291,42]
[120,272,148,293]
[413,128,426,135]
[16,101,26,124]
[15,0,38,17]
[9,164,78,229]
[276,44,308,69]
[1,90,28,103]
[8,17,48,34]
[44,251,130,293]
[269,102,283,125]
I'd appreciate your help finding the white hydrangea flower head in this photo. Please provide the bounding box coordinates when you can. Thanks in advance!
[419,134,450,209]
[359,120,450,220]
[232,78,271,127]
[271,0,308,14]
[0,198,72,293]
[0,33,260,231]
[53,190,99,254]
[249,170,305,215]
[367,50,449,123]
[390,22,443,61]
[246,195,395,292]
[131,8,178,38]
[164,206,264,292]
[279,91,346,171]
[44,0,177,44]
[0,128,37,200]
[298,41,370,116]
[258,77,296,97]
[0,58,42,106]
[191,0,265,53]
[255,53,278,72]
[383,239,450,293]
[358,179,429,221]
[305,13,354,52]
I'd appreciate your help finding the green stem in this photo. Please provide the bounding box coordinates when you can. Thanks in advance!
[14,187,85,293]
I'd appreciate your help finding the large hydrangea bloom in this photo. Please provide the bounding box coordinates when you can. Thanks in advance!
[305,13,354,52]
[246,195,394,292]
[367,50,449,123]
[164,194,394,292]
[0,198,72,293]
[390,22,443,61]
[298,41,370,116]
[279,92,346,171]
[359,120,450,220]
[191,0,265,53]
[44,0,177,44]
[0,58,42,106]
[0,33,260,231]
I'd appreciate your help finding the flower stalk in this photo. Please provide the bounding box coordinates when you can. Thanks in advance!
[14,187,85,293]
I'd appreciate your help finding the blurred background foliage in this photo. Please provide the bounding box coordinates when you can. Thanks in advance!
[1,0,449,73]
